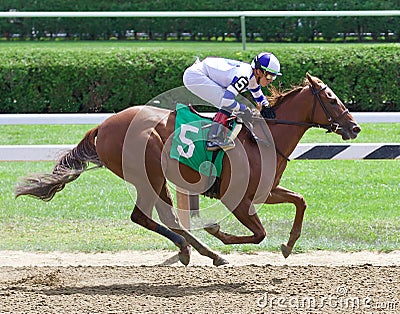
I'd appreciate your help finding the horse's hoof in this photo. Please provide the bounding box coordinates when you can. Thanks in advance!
[213,256,229,267]
[204,223,220,235]
[178,247,191,266]
[281,243,293,259]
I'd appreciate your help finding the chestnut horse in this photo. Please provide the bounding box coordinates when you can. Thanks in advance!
[15,73,360,266]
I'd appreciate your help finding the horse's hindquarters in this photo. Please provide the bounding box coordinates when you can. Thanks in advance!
[96,106,173,186]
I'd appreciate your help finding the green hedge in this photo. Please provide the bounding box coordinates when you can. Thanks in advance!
[0,45,399,113]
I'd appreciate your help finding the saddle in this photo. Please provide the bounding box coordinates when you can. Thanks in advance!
[170,103,271,198]
[169,103,242,198]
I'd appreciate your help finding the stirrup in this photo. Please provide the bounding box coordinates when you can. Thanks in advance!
[206,139,235,151]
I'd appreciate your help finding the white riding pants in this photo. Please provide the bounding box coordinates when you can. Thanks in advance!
[183,61,225,109]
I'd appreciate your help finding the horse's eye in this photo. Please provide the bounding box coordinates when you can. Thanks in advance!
[325,91,338,105]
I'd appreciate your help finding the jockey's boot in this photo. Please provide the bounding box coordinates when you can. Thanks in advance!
[206,109,235,151]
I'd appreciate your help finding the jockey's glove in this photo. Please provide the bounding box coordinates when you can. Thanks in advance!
[260,104,276,119]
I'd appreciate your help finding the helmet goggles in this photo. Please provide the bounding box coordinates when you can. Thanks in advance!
[260,67,277,81]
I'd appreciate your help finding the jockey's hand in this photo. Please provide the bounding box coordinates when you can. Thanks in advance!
[240,107,253,122]
[260,105,276,119]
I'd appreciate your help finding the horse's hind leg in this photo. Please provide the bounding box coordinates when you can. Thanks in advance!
[155,183,228,266]
[154,182,191,265]
[204,200,267,245]
[178,228,229,266]
[130,183,190,265]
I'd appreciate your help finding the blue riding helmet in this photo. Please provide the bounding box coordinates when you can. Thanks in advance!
[251,52,282,76]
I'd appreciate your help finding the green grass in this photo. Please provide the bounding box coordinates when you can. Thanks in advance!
[0,41,397,53]
[1,160,398,253]
[299,123,400,144]
[0,124,96,145]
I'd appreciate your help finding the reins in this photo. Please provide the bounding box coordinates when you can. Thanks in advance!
[253,83,348,161]
[264,118,330,129]
[264,85,343,132]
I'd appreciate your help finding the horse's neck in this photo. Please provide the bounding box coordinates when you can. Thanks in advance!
[270,91,311,160]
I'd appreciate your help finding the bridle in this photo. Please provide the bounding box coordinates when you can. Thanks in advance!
[309,84,349,134]
[268,84,348,133]
[257,83,349,161]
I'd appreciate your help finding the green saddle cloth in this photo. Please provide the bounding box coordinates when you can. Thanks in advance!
[170,103,233,177]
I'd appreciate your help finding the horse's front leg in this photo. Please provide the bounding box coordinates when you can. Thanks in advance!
[265,185,307,258]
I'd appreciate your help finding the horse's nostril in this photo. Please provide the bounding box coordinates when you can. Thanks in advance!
[353,125,361,134]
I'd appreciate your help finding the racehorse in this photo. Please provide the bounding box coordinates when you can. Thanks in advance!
[15,73,361,266]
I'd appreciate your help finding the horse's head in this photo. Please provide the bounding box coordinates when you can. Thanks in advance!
[306,73,361,140]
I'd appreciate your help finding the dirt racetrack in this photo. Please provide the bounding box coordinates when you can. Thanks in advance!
[1,250,399,314]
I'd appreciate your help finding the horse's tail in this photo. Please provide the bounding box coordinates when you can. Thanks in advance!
[15,127,104,201]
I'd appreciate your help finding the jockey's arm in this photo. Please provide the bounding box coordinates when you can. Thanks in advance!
[249,85,276,119]
[249,85,270,109]
[219,82,248,112]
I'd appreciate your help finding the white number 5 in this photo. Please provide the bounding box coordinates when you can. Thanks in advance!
[177,124,199,158]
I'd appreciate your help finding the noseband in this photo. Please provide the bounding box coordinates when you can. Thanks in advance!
[310,84,349,133]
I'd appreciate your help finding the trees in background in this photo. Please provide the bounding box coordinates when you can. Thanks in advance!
[0,0,398,42]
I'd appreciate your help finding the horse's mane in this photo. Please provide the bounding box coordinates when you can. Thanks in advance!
[268,77,321,108]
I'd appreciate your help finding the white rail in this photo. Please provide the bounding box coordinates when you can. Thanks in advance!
[1,11,399,18]
[1,143,399,161]
[0,145,73,161]
[0,113,112,125]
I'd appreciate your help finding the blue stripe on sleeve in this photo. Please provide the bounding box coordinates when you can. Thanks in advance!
[249,86,261,93]
[226,100,238,110]
[230,76,239,84]
[254,95,265,102]
[223,90,236,100]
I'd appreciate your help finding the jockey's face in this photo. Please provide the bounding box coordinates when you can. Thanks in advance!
[254,69,276,87]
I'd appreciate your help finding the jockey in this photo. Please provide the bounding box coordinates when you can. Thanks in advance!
[183,52,282,151]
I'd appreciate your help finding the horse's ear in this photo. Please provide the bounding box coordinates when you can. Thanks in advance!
[306,72,315,85]
[306,72,324,87]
